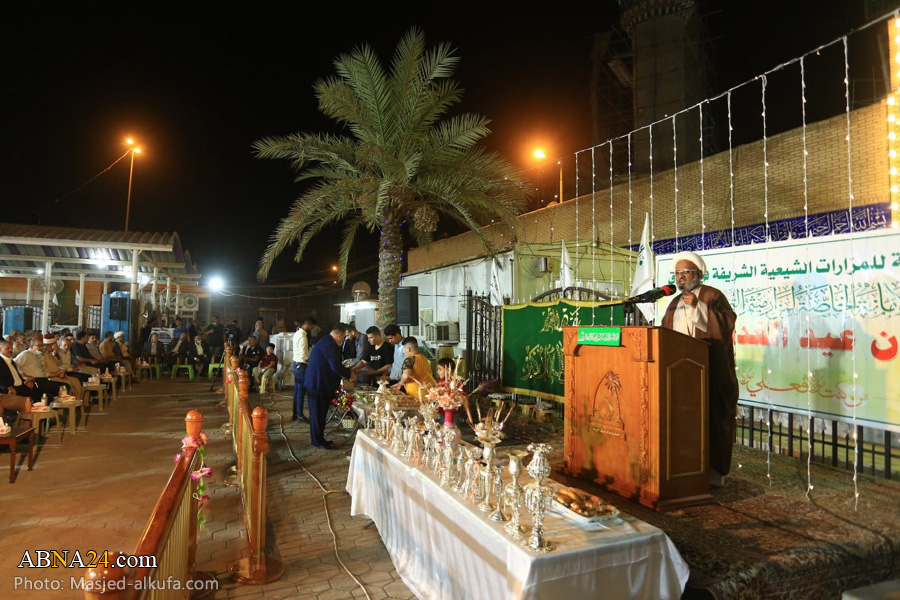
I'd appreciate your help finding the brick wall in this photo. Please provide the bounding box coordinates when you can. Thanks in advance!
[408,101,889,273]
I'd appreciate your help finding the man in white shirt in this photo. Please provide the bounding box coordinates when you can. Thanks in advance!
[383,324,405,384]
[291,319,316,422]
[14,338,65,398]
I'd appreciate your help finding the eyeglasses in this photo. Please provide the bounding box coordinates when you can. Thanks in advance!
[674,269,699,276]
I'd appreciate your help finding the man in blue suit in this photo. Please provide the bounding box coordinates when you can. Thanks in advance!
[304,323,354,449]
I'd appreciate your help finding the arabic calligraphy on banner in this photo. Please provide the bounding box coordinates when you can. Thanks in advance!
[501,300,625,401]
[657,229,900,429]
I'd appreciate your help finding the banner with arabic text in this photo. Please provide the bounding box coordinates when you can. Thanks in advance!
[657,229,900,429]
[501,299,625,401]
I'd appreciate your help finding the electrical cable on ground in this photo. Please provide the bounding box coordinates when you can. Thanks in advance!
[264,391,373,600]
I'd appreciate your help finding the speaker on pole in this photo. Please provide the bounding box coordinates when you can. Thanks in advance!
[395,287,419,326]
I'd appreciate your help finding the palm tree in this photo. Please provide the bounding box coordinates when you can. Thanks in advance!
[253,28,529,326]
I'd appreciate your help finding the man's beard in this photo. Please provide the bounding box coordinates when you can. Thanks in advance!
[677,279,701,292]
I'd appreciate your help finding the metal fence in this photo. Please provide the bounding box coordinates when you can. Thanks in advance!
[736,404,899,480]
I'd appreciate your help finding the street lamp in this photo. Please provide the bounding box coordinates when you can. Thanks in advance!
[124,138,141,233]
[532,148,564,205]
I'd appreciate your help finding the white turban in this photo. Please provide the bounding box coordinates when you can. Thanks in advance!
[672,251,707,276]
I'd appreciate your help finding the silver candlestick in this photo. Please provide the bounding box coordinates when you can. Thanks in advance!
[455,446,475,494]
[503,449,528,539]
[390,409,406,453]
[522,443,555,553]
[401,416,418,460]
[489,467,508,522]
[477,437,500,513]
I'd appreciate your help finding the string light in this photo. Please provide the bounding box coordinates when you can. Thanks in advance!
[609,140,614,323]
[801,56,814,500]
[672,114,679,251]
[627,133,634,287]
[844,35,860,510]
[761,73,773,486]
[576,151,580,293]
[891,17,900,229]
[592,146,597,325]
[649,124,654,244]
[699,102,705,251]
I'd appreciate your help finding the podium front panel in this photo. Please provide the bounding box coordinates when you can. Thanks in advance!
[563,326,713,510]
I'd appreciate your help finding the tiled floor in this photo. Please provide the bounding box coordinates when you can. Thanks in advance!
[0,376,414,600]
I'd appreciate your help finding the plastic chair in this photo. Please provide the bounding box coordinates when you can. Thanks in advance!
[208,362,224,378]
[171,364,195,380]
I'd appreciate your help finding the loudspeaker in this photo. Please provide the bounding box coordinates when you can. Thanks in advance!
[109,297,128,320]
[395,287,419,326]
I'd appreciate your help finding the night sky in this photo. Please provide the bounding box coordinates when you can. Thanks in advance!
[1,1,876,290]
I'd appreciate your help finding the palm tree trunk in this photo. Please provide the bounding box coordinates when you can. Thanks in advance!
[377,220,403,328]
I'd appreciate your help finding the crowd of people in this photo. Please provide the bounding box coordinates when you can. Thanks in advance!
[1,327,133,421]
[291,319,440,450]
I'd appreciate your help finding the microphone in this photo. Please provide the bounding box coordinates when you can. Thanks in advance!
[624,285,676,304]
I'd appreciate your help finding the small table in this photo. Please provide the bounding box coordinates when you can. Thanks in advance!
[0,427,35,483]
[117,371,133,391]
[51,399,85,434]
[83,383,107,412]
[101,376,117,404]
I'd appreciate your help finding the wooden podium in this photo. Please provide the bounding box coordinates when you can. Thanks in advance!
[562,325,713,510]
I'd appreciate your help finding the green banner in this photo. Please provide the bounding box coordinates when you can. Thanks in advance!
[577,327,622,346]
[501,299,625,401]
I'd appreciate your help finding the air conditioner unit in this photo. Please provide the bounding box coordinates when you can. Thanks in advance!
[415,308,434,337]
[426,321,459,343]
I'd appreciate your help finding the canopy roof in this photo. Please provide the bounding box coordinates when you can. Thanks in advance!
[0,222,200,285]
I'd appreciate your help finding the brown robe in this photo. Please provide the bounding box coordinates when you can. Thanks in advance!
[661,285,739,476]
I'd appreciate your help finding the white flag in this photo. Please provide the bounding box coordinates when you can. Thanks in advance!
[630,213,656,323]
[560,241,574,290]
[489,257,504,306]
[75,290,81,307]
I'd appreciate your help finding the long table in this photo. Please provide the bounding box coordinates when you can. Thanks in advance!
[346,431,689,600]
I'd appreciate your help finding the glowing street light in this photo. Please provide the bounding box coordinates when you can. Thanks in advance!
[209,277,225,292]
[532,148,563,205]
[124,138,142,233]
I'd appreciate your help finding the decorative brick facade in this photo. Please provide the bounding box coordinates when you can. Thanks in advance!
[409,102,888,273]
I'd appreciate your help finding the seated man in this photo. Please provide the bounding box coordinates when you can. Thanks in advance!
[98,331,118,365]
[191,332,212,376]
[168,332,194,365]
[1,392,31,424]
[0,340,43,401]
[13,338,65,399]
[391,337,436,399]
[112,331,135,378]
[57,337,98,376]
[239,336,264,390]
[41,333,84,399]
[83,333,114,372]
[253,343,278,392]
[11,333,28,357]
[142,333,168,369]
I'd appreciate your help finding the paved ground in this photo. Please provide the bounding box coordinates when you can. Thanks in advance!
[0,374,415,600]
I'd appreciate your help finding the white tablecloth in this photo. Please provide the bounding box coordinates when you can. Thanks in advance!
[346,431,689,600]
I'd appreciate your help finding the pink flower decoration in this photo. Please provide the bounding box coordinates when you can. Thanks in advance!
[198,431,209,444]
[173,453,182,464]
[190,466,213,481]
[181,436,199,449]
[197,494,211,508]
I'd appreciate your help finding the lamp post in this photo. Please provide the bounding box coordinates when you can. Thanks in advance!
[124,138,141,233]
[532,149,563,206]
